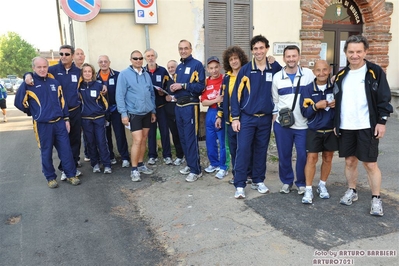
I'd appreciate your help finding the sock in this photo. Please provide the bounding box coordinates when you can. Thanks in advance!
[350,188,357,193]
[138,162,144,167]
[372,195,381,199]
[237,187,244,191]
[131,166,138,171]
[319,180,326,186]
[306,186,312,190]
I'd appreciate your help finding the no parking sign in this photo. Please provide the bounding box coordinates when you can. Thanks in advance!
[61,0,102,22]
[134,0,158,24]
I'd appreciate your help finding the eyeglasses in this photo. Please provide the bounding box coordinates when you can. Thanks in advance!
[59,52,71,56]
[98,60,109,64]
[131,57,143,61]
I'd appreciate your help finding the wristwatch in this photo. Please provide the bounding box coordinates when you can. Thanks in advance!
[181,83,186,89]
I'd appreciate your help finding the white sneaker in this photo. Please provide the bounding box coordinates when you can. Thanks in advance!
[370,197,384,216]
[131,170,141,182]
[84,157,90,162]
[179,166,190,175]
[138,165,154,175]
[122,160,130,168]
[61,170,81,181]
[173,157,185,166]
[163,157,173,165]
[317,184,330,199]
[234,187,245,199]
[251,182,269,194]
[148,157,158,165]
[185,172,202,182]
[3,116,7,122]
[60,171,67,181]
[93,164,101,173]
[110,158,117,165]
[205,165,220,173]
[297,186,306,195]
[104,167,112,174]
[302,188,313,204]
[215,169,228,179]
[280,184,292,194]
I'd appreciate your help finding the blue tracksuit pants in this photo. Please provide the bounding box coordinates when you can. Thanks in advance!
[205,108,227,170]
[226,124,253,178]
[82,117,111,168]
[59,107,81,170]
[273,121,307,187]
[148,106,172,159]
[35,120,77,181]
[106,110,130,161]
[175,104,201,174]
[234,114,272,188]
[165,102,184,159]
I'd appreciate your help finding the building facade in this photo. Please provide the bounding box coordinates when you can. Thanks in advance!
[58,0,399,116]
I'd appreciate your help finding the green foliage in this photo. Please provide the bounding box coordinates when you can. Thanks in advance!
[0,32,38,77]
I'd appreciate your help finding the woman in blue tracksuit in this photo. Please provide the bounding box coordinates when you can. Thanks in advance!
[79,63,111,174]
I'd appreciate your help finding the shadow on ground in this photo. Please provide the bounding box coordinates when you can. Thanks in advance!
[245,182,399,250]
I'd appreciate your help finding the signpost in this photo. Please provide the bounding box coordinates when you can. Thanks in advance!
[60,0,102,22]
[134,0,158,24]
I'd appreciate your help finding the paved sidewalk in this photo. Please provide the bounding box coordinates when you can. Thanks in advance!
[133,119,399,265]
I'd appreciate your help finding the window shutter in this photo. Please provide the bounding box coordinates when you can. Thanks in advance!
[233,2,251,57]
[208,2,228,61]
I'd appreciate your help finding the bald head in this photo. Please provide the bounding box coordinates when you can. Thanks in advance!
[313,60,331,85]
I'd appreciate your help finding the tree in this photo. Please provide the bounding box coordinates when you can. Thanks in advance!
[0,32,38,77]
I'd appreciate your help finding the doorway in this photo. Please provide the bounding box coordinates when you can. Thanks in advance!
[320,1,363,74]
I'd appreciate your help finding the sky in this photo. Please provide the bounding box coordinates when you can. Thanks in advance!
[0,0,61,51]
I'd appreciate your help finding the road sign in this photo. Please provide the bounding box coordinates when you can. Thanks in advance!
[134,0,158,24]
[60,0,102,22]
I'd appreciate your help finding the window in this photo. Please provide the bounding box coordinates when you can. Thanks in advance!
[205,0,253,70]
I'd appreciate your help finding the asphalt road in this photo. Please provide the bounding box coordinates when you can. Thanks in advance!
[2,94,398,266]
[0,95,168,266]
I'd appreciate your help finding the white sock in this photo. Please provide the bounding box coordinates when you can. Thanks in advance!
[306,186,312,190]
[319,180,326,186]
[237,187,244,191]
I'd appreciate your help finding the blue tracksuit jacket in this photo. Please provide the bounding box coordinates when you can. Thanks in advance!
[300,79,335,131]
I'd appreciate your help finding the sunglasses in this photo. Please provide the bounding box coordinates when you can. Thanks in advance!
[131,57,143,61]
[59,52,71,56]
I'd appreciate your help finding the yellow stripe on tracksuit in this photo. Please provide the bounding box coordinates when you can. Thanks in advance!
[190,71,199,83]
[237,76,250,103]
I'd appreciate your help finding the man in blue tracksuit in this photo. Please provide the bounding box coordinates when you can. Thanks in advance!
[231,35,282,199]
[24,45,82,180]
[49,46,82,166]
[97,55,130,168]
[14,57,81,188]
[169,40,205,183]
[144,48,172,165]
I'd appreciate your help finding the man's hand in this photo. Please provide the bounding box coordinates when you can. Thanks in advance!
[151,113,156,123]
[25,74,34,86]
[65,121,70,133]
[122,116,129,126]
[268,55,276,64]
[232,120,240,132]
[328,99,335,108]
[170,83,183,92]
[374,124,386,139]
[316,100,328,109]
[101,85,107,94]
[215,117,222,129]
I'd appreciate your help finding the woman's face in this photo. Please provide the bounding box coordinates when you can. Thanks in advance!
[82,66,93,82]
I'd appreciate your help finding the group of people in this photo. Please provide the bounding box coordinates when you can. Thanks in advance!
[14,34,393,217]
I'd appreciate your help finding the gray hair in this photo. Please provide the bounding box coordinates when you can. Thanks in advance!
[344,35,369,52]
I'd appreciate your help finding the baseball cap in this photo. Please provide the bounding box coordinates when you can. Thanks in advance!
[207,56,220,65]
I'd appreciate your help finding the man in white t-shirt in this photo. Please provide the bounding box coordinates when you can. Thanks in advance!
[333,35,393,216]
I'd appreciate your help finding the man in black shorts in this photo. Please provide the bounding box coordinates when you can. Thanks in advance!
[334,35,393,216]
[116,50,156,182]
[300,60,338,204]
